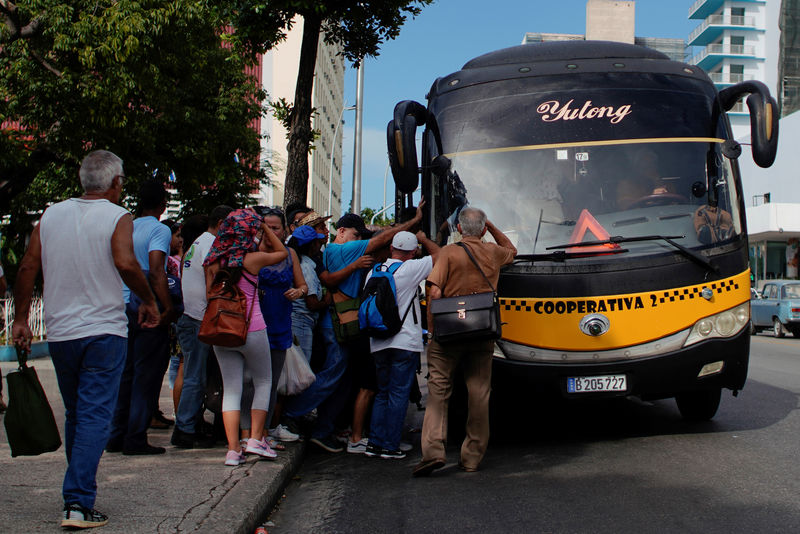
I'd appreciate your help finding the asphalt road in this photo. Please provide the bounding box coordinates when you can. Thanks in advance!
[266,334,800,534]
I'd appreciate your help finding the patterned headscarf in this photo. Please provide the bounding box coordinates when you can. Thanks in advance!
[203,208,263,269]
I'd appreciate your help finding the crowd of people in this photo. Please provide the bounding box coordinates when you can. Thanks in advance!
[10,149,517,529]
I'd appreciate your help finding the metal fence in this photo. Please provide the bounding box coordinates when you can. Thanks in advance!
[1,294,46,344]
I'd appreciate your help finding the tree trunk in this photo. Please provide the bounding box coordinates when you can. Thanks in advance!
[283,14,321,209]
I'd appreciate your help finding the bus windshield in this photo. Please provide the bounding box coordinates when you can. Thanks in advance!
[440,139,742,260]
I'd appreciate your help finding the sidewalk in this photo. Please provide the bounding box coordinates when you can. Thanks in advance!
[0,358,304,533]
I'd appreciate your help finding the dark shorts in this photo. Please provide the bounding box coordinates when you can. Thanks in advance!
[348,337,377,391]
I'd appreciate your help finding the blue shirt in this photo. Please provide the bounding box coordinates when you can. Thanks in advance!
[323,239,370,298]
[122,216,171,303]
[320,239,369,328]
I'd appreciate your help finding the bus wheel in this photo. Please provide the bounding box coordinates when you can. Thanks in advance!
[675,387,721,421]
[773,318,786,338]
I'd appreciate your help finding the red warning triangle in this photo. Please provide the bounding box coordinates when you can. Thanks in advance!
[566,209,621,253]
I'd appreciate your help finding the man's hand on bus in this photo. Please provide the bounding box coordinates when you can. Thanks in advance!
[414,199,426,222]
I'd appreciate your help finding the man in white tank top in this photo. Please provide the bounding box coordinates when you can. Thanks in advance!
[12,150,159,529]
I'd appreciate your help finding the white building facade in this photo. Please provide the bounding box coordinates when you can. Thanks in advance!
[688,0,800,283]
[688,0,773,139]
[259,20,346,219]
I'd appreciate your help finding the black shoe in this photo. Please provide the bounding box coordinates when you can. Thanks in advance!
[364,443,383,457]
[309,435,344,453]
[380,448,406,459]
[62,503,108,529]
[105,440,123,453]
[123,444,166,455]
[171,429,215,449]
[151,410,174,428]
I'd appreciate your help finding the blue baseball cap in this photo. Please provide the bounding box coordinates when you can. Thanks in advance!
[292,225,326,246]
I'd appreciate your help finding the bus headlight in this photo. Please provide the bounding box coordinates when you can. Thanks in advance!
[684,304,749,347]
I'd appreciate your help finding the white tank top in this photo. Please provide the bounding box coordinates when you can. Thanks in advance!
[39,198,130,341]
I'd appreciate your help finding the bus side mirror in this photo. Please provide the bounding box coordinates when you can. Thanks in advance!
[718,81,779,168]
[387,100,427,193]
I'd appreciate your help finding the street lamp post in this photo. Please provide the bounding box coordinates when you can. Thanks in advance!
[328,104,356,219]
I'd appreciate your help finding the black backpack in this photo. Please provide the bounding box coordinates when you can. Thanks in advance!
[358,262,416,338]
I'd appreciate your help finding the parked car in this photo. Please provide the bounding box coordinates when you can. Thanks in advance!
[751,280,800,337]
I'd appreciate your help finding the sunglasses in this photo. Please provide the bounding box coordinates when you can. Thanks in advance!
[257,206,284,217]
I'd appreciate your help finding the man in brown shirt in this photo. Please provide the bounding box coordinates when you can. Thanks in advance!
[413,206,516,477]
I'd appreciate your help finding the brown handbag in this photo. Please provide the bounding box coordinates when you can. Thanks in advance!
[198,270,256,347]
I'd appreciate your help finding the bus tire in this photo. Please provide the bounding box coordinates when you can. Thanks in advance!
[773,318,786,338]
[675,387,721,421]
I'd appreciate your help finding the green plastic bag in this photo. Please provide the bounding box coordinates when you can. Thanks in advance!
[4,346,61,457]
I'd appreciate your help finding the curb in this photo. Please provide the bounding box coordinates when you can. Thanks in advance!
[194,440,306,534]
[0,341,50,362]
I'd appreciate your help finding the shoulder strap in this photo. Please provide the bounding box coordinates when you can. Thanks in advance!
[456,242,496,293]
[383,260,417,325]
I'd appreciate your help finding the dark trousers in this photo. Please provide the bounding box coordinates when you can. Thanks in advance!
[109,311,170,450]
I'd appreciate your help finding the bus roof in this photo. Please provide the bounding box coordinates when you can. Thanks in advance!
[428,41,714,102]
[462,41,670,69]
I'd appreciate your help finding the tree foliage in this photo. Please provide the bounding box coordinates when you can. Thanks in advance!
[0,0,271,259]
[221,0,433,209]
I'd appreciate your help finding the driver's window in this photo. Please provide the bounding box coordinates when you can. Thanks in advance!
[766,285,777,299]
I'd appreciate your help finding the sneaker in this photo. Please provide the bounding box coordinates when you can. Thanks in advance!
[346,438,369,454]
[309,435,344,453]
[62,503,108,529]
[380,448,406,459]
[265,436,286,451]
[399,441,413,452]
[269,424,299,442]
[225,449,245,466]
[364,442,383,457]
[280,418,304,437]
[335,428,352,444]
[245,437,277,459]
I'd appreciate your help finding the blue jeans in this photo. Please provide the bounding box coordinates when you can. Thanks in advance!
[284,326,350,439]
[369,348,418,450]
[291,312,316,363]
[175,315,210,433]
[49,335,127,509]
[109,312,170,450]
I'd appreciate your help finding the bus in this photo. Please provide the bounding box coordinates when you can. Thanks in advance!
[387,41,778,420]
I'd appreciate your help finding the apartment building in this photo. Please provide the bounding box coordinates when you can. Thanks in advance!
[260,21,346,218]
[688,1,800,282]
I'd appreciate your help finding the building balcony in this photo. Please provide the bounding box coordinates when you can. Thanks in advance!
[689,0,765,21]
[689,15,762,46]
[708,72,755,87]
[691,43,761,69]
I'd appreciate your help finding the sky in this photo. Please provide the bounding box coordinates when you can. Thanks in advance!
[337,0,697,213]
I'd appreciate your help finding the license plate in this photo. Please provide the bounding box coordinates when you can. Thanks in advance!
[567,374,627,393]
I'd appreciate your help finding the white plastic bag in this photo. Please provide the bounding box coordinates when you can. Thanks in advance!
[277,343,316,396]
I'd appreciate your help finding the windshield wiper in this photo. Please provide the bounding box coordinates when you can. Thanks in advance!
[515,248,629,263]
[546,235,718,273]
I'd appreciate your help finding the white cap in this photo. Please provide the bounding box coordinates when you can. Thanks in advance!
[391,231,418,251]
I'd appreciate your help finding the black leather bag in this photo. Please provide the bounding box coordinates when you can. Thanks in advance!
[430,243,502,344]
